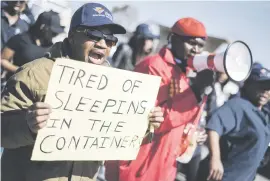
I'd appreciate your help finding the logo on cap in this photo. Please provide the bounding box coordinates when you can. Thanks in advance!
[92,6,113,21]
[93,7,104,14]
[105,11,113,21]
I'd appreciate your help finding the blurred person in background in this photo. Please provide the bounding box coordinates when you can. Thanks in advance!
[1,0,29,49]
[1,10,64,82]
[1,0,34,25]
[1,0,29,89]
[19,0,35,26]
[111,23,160,71]
[106,17,212,181]
[206,64,270,181]
[1,2,163,181]
[197,62,260,181]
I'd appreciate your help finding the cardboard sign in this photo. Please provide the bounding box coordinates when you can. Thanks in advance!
[31,58,161,161]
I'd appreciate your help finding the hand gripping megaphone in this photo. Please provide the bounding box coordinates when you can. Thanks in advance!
[187,41,253,82]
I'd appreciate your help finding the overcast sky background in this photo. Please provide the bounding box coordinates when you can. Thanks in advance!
[70,1,270,68]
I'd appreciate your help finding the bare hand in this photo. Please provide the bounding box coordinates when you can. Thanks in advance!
[197,129,208,145]
[207,158,224,181]
[26,102,52,133]
[148,107,164,129]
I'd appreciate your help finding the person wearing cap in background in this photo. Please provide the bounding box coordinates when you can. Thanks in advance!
[1,2,163,181]
[1,0,35,26]
[1,10,64,82]
[1,0,29,50]
[1,0,31,89]
[105,17,213,181]
[206,64,270,181]
[111,23,160,71]
[20,0,35,26]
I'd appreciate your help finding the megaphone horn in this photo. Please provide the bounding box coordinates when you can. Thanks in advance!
[187,53,217,71]
[187,41,253,82]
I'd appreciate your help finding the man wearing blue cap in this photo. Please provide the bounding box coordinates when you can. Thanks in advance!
[206,64,270,181]
[111,23,160,71]
[1,3,164,181]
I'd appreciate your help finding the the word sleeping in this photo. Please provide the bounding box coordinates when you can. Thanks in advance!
[53,90,148,115]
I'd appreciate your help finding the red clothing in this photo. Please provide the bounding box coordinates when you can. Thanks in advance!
[106,48,205,181]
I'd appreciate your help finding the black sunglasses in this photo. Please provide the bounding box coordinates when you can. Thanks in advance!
[76,28,118,47]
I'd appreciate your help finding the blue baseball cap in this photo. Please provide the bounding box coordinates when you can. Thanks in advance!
[134,24,160,39]
[248,63,270,82]
[69,3,126,34]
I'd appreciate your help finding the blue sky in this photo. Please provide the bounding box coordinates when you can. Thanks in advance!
[71,1,270,69]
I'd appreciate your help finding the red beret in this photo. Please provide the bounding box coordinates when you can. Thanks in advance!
[171,17,207,38]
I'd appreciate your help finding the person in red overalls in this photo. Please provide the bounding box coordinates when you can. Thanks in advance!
[105,17,214,181]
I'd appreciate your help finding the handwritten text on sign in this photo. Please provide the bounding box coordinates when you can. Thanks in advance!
[31,58,161,161]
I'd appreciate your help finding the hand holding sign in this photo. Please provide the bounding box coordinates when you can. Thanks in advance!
[148,107,164,129]
[26,102,52,134]
[147,107,164,142]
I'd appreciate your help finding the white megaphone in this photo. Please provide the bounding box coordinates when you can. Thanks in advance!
[187,41,253,82]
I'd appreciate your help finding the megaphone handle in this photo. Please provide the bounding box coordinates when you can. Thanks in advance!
[148,125,155,143]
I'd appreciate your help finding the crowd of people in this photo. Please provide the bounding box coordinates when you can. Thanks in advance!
[1,1,270,181]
